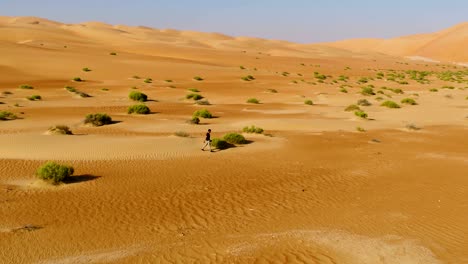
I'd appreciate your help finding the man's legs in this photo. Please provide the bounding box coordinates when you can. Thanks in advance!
[202,141,210,151]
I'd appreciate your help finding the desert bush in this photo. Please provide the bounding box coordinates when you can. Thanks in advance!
[174,131,190,137]
[304,100,313,105]
[132,75,141,79]
[354,110,368,119]
[211,138,230,150]
[247,98,260,104]
[82,67,92,72]
[165,80,173,83]
[267,89,278,93]
[188,88,200,92]
[129,91,148,102]
[36,162,74,184]
[189,116,200,124]
[401,98,417,105]
[356,126,366,132]
[110,52,117,55]
[243,125,264,134]
[19,84,34,89]
[381,101,401,108]
[406,123,421,130]
[345,104,360,112]
[241,75,255,81]
[77,92,91,98]
[65,86,77,93]
[27,95,42,101]
[2,91,12,95]
[102,88,109,91]
[193,76,204,81]
[391,88,404,94]
[375,97,384,101]
[223,133,247,144]
[429,88,438,92]
[186,93,204,100]
[240,66,246,70]
[144,78,152,83]
[84,113,112,126]
[357,99,371,106]
[73,77,83,82]
[361,86,375,95]
[195,100,211,105]
[0,111,17,120]
[193,109,212,118]
[340,88,348,93]
[48,125,73,135]
[128,104,150,114]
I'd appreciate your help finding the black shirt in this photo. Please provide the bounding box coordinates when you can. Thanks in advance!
[206,133,211,141]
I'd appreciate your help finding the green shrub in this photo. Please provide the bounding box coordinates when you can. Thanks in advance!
[354,110,368,119]
[357,99,371,106]
[240,66,246,70]
[241,75,255,81]
[84,113,112,126]
[36,162,74,184]
[27,95,42,101]
[65,86,77,93]
[174,131,190,137]
[0,111,17,120]
[195,100,211,105]
[188,88,200,92]
[165,80,173,83]
[211,138,230,150]
[193,76,204,81]
[356,126,366,132]
[82,67,92,72]
[186,93,204,100]
[375,97,384,101]
[144,78,152,83]
[267,89,278,93]
[247,98,260,104]
[77,92,91,98]
[391,88,404,94]
[189,116,200,124]
[73,77,83,82]
[19,84,34,89]
[223,133,247,144]
[243,125,264,134]
[102,88,109,91]
[129,91,148,102]
[48,125,73,135]
[340,88,348,93]
[304,100,313,105]
[361,86,375,95]
[128,104,151,114]
[381,101,401,108]
[401,98,417,105]
[429,88,438,92]
[345,104,360,112]
[193,109,212,118]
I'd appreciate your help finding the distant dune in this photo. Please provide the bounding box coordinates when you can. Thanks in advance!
[324,22,468,63]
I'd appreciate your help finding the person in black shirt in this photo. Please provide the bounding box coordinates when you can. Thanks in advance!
[201,129,212,152]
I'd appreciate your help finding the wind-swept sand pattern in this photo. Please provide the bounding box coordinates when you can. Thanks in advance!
[1,16,467,263]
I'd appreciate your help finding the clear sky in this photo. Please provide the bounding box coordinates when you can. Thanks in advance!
[1,0,467,43]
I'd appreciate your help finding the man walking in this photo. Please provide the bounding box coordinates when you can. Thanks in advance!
[201,129,212,152]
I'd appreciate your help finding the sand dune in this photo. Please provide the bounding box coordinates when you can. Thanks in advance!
[0,16,467,263]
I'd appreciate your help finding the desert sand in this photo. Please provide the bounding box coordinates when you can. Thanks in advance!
[0,17,467,263]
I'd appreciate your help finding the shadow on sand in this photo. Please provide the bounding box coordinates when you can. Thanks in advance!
[64,175,101,185]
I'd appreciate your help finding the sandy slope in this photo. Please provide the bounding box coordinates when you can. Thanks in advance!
[325,22,468,63]
[0,16,467,263]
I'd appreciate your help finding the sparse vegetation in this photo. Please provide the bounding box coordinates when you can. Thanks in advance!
[345,104,360,112]
[129,91,148,102]
[193,76,204,81]
[429,88,438,92]
[211,138,230,150]
[110,52,117,55]
[19,85,34,89]
[401,98,417,105]
[186,93,204,100]
[188,88,200,92]
[354,110,368,119]
[247,98,260,104]
[381,101,401,108]
[36,162,74,184]
[189,116,200,124]
[48,125,73,135]
[243,125,264,134]
[406,123,421,131]
[82,67,92,72]
[304,100,313,105]
[361,86,375,96]
[128,104,151,114]
[144,78,152,83]
[27,95,42,101]
[193,109,213,118]
[0,111,17,120]
[223,133,247,144]
[356,126,366,132]
[267,89,278,93]
[174,131,190,137]
[195,100,211,105]
[72,77,83,82]
[241,75,255,81]
[357,99,371,106]
[84,113,112,126]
